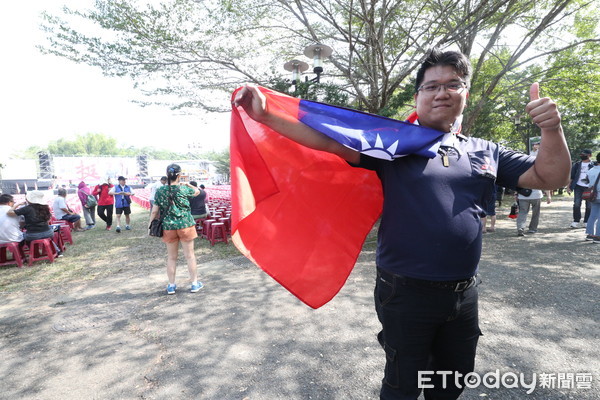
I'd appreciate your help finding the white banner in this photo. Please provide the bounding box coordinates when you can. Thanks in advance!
[53,157,139,185]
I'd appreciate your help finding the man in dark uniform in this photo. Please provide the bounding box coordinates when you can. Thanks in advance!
[234,49,570,399]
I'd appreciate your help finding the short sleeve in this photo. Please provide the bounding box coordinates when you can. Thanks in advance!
[183,186,195,196]
[496,146,535,189]
[14,206,27,217]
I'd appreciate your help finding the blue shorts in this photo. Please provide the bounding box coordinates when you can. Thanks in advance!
[61,214,81,223]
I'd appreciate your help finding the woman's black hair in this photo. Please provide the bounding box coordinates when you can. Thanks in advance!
[30,204,52,222]
[166,163,181,185]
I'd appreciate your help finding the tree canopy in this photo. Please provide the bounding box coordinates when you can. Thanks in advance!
[19,132,228,165]
[40,0,599,153]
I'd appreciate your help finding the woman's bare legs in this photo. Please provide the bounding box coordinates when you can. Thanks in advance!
[180,240,198,283]
[166,241,180,284]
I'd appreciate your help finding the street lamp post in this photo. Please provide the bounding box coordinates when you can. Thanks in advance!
[284,43,333,94]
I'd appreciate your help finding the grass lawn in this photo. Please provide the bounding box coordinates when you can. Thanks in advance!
[0,204,243,293]
[1,202,382,294]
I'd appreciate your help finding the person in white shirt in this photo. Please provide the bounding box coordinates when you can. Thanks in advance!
[516,189,547,236]
[0,194,24,244]
[147,176,167,209]
[53,188,85,232]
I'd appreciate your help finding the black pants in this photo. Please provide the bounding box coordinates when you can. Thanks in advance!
[375,268,482,400]
[97,205,113,227]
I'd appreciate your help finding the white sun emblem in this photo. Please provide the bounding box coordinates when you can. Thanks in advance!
[359,133,399,161]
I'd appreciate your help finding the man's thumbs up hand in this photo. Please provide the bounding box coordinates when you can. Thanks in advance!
[525,82,561,131]
[530,82,540,101]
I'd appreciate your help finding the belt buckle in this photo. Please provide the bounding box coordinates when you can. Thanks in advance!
[454,277,474,292]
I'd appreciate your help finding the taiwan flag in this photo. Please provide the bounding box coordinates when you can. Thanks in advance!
[230,86,445,309]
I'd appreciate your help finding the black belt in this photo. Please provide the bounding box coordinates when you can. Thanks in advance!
[378,268,477,292]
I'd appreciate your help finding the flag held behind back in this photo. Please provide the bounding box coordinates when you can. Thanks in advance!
[230,86,445,308]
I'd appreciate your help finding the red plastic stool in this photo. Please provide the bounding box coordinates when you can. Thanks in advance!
[28,239,57,266]
[218,217,231,235]
[51,222,74,245]
[194,218,206,235]
[58,225,74,245]
[209,222,228,246]
[0,242,25,268]
[201,219,217,240]
[53,231,66,252]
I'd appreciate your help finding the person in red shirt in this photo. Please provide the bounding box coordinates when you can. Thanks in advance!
[93,177,115,230]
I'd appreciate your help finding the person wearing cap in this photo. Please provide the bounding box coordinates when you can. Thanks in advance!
[93,178,115,230]
[0,194,24,244]
[7,190,62,255]
[567,149,596,228]
[109,176,135,233]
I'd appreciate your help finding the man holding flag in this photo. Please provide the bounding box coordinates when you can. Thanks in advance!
[233,49,570,399]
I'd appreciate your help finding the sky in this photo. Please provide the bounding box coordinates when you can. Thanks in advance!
[0,1,231,162]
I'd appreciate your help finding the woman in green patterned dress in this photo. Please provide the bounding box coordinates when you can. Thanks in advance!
[149,164,201,295]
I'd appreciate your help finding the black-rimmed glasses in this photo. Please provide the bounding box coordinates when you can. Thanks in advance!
[418,81,467,93]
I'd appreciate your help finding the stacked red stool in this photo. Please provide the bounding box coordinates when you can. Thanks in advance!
[51,219,74,245]
[0,242,26,268]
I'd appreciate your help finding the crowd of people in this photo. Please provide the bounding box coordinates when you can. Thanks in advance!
[0,168,216,291]
[0,47,596,400]
[489,149,599,241]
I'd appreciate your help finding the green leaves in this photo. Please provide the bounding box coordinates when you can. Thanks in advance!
[38,0,599,149]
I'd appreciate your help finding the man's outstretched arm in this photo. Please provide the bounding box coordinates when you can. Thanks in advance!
[233,85,360,164]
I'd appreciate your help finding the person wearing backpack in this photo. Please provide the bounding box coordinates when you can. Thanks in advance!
[78,181,97,229]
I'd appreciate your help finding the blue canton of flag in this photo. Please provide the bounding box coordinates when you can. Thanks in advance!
[297,100,446,160]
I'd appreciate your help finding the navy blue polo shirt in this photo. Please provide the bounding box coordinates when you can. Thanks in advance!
[354,136,533,281]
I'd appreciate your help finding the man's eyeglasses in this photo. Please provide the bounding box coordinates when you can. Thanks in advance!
[418,81,467,94]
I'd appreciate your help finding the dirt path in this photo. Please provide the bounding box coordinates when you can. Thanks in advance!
[0,196,598,399]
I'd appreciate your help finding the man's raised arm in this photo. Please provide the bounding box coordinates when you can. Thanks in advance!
[233,85,359,164]
[518,83,571,189]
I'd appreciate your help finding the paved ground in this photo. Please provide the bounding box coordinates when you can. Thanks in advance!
[0,196,598,399]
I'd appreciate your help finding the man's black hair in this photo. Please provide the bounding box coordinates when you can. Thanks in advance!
[415,48,472,93]
[0,194,14,204]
